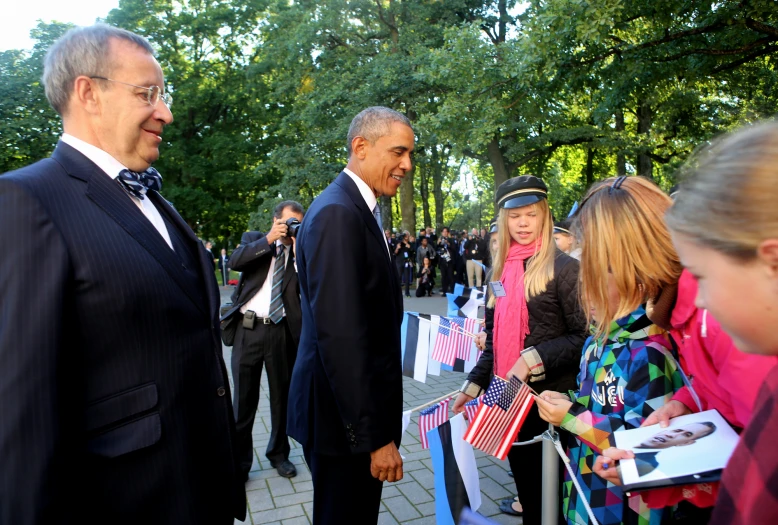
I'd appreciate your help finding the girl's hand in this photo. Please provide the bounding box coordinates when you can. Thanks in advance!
[506,356,530,382]
[474,331,487,351]
[452,392,474,415]
[535,395,573,426]
[641,400,692,428]
[592,448,634,486]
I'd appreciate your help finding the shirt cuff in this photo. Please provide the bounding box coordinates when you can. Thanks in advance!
[521,346,545,382]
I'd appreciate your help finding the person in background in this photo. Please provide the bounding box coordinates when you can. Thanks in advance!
[452,176,586,523]
[536,176,687,525]
[553,219,580,260]
[218,248,230,286]
[205,240,216,269]
[416,257,434,297]
[436,226,456,295]
[394,231,415,298]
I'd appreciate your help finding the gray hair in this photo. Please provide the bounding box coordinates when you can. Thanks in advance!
[43,24,155,116]
[346,106,412,156]
[273,200,305,219]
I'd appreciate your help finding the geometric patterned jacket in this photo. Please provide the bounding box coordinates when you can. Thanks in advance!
[559,305,684,525]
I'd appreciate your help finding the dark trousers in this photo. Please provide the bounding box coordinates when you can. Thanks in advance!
[507,404,549,525]
[303,445,383,524]
[400,265,414,296]
[439,260,453,293]
[231,317,296,474]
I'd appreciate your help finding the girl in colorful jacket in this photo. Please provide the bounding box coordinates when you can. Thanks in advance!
[536,176,685,525]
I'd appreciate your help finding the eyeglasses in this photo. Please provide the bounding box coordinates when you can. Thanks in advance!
[90,76,173,107]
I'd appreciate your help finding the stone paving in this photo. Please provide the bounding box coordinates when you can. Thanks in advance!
[222,287,523,525]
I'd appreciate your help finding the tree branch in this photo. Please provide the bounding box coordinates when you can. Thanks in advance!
[745,18,778,38]
[710,44,778,74]
[652,36,776,61]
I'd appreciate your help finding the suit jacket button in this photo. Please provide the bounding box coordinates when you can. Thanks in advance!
[217,387,226,396]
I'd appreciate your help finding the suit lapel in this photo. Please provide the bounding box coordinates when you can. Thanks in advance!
[52,143,210,317]
[334,172,392,270]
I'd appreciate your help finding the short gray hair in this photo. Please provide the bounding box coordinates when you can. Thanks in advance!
[346,106,412,156]
[43,24,155,116]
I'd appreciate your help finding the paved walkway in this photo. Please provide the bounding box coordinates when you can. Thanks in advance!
[222,287,522,525]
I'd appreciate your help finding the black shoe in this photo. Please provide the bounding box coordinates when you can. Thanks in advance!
[274,459,297,478]
[499,499,523,516]
[508,470,514,477]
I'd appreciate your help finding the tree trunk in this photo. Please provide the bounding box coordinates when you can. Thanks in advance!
[585,147,595,187]
[431,147,445,229]
[379,195,392,231]
[637,100,653,179]
[419,164,431,229]
[487,137,509,200]
[400,170,416,236]
[615,108,626,177]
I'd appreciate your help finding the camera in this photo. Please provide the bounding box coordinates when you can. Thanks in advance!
[285,217,301,238]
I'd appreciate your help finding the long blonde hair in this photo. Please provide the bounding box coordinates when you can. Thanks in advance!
[487,200,556,308]
[578,176,682,340]
[666,121,778,259]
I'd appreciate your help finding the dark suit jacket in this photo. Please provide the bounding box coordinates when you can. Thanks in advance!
[217,254,230,272]
[0,142,245,525]
[223,232,302,346]
[287,172,404,456]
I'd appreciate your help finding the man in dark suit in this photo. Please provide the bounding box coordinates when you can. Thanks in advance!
[0,25,244,524]
[218,248,230,285]
[287,107,411,523]
[222,201,304,480]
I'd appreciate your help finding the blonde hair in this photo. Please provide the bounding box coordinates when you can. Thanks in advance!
[666,121,778,260]
[578,176,682,340]
[487,200,555,308]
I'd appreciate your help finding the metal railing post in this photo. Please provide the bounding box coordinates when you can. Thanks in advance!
[541,423,559,525]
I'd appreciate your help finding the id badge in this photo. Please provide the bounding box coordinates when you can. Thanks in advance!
[490,281,507,298]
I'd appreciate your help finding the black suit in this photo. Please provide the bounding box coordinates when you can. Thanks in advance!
[224,232,301,474]
[287,172,403,524]
[0,142,244,524]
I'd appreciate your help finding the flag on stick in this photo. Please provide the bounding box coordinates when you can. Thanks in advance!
[464,396,481,422]
[464,376,535,460]
[400,312,430,383]
[431,317,459,366]
[428,414,482,524]
[418,398,451,449]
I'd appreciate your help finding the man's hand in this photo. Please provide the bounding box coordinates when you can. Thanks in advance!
[452,392,475,416]
[370,441,403,482]
[641,400,692,428]
[266,218,288,244]
[592,447,633,486]
[536,394,573,427]
[507,356,530,382]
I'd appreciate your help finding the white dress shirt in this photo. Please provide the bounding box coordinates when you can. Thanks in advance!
[240,239,290,318]
[343,168,390,256]
[61,134,173,249]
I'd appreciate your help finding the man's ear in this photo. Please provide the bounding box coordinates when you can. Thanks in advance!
[351,136,368,160]
[757,239,778,278]
[72,75,102,115]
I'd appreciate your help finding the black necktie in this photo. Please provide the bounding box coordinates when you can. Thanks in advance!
[268,244,286,324]
[117,167,162,200]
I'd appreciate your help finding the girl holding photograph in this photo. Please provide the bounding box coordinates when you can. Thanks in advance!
[535,176,686,525]
[662,121,778,525]
[452,175,587,524]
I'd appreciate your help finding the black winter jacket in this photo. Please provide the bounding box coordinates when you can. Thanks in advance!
[467,249,587,394]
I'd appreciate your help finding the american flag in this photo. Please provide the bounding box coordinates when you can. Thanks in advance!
[418,398,451,449]
[450,316,470,360]
[464,376,535,460]
[464,396,481,422]
[431,317,459,366]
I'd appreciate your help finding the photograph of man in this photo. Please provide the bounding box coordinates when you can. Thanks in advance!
[218,247,230,286]
[632,422,717,477]
[224,201,305,481]
[0,25,245,524]
[287,106,409,524]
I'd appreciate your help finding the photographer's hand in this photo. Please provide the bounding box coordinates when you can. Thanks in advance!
[266,218,288,244]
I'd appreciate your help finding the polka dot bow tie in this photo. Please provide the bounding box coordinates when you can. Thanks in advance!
[117,167,163,200]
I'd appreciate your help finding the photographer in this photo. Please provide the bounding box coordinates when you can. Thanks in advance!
[436,227,456,294]
[416,237,436,286]
[464,228,486,287]
[222,200,304,480]
[394,231,415,298]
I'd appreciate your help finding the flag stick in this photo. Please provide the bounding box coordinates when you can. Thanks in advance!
[409,390,459,413]
[408,313,479,338]
[496,374,541,397]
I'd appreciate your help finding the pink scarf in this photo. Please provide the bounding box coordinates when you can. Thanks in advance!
[493,240,540,378]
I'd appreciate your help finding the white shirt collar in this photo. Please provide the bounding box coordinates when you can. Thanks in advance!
[343,168,378,213]
[61,133,128,180]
